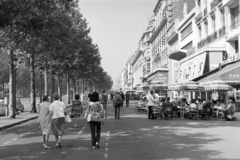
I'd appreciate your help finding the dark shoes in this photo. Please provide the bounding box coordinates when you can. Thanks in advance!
[55,143,62,148]
[96,142,100,149]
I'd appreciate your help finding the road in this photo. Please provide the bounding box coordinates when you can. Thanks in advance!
[1,101,240,160]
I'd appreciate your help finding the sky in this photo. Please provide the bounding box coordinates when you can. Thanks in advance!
[78,0,158,87]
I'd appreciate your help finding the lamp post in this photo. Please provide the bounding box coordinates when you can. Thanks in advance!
[39,67,44,103]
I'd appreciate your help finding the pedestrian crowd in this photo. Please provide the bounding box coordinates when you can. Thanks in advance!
[38,89,131,150]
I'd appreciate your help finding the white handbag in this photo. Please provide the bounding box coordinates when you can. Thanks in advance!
[64,114,72,123]
[86,113,91,122]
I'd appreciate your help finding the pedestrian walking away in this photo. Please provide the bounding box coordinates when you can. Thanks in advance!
[113,92,122,119]
[100,90,108,118]
[85,92,105,149]
[72,94,82,128]
[125,92,130,107]
[49,93,66,148]
[38,95,52,149]
[120,89,125,108]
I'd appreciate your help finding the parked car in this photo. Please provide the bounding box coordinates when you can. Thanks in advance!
[16,98,24,112]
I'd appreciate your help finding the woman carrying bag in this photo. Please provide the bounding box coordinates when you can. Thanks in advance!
[85,92,105,149]
[49,93,66,148]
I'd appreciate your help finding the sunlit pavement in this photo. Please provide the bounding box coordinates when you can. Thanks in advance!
[1,101,240,160]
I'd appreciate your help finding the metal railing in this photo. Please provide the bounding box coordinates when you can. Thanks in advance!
[219,26,226,37]
[204,7,207,17]
[211,0,222,11]
[230,19,240,30]
[195,12,202,22]
[197,26,226,49]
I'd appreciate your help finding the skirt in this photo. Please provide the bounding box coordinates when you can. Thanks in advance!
[51,117,65,136]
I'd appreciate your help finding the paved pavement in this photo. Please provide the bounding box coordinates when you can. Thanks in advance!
[0,101,240,160]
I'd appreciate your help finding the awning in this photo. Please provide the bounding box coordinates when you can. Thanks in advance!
[197,61,240,83]
[169,49,187,61]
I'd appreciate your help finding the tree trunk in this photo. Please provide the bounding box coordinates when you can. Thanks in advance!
[44,66,48,96]
[78,79,80,94]
[72,78,76,101]
[58,74,62,101]
[67,74,70,104]
[82,79,84,94]
[30,53,37,113]
[8,49,15,118]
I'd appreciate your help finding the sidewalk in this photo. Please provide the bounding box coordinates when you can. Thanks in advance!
[0,112,38,131]
[0,104,72,131]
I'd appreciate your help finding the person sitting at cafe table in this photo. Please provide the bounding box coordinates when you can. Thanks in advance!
[202,99,211,120]
[188,99,198,119]
[223,97,235,121]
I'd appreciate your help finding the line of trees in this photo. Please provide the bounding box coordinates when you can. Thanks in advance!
[0,0,113,115]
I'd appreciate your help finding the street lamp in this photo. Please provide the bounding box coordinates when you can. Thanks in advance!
[39,67,44,103]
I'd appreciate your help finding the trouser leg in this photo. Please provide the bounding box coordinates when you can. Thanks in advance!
[103,103,107,117]
[114,106,117,119]
[117,106,120,119]
[89,122,96,146]
[148,106,152,119]
[96,122,101,143]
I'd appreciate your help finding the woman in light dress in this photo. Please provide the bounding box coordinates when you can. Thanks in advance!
[49,93,66,148]
[38,95,52,149]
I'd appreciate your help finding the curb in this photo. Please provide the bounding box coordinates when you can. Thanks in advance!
[0,116,38,131]
[0,105,72,131]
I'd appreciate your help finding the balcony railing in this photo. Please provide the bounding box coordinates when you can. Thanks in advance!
[230,19,240,30]
[219,26,226,37]
[204,7,207,17]
[197,26,226,49]
[195,12,202,22]
[211,0,222,11]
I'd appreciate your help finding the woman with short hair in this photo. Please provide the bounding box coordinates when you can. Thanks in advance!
[85,92,105,149]
[50,93,66,148]
[38,95,52,149]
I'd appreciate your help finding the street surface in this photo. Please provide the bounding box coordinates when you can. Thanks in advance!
[1,101,240,160]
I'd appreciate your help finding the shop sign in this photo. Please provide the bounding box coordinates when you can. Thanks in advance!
[222,52,240,65]
[221,66,240,81]
[178,52,207,82]
[148,71,168,84]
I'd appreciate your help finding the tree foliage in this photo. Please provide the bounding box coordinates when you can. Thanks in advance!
[0,0,113,96]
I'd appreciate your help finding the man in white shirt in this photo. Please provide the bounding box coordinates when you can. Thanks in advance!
[146,90,158,119]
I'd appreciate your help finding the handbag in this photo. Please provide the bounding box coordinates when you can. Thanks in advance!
[87,113,91,122]
[65,114,72,123]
